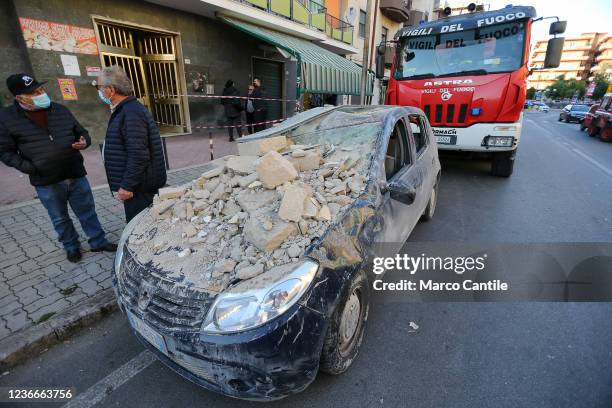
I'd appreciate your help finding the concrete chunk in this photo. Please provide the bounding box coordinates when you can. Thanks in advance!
[244,212,297,252]
[226,155,258,175]
[256,151,298,189]
[237,172,259,188]
[201,165,225,179]
[236,262,264,280]
[236,189,277,213]
[290,151,321,172]
[238,135,287,156]
[316,205,331,221]
[158,186,185,200]
[278,185,308,222]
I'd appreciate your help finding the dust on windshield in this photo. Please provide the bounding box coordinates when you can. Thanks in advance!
[396,21,527,80]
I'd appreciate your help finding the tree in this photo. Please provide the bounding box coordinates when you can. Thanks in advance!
[547,75,587,100]
[526,87,536,100]
[591,64,611,100]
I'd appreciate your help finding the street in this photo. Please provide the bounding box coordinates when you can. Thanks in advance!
[3,110,612,408]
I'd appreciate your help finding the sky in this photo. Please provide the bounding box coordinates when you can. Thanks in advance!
[485,0,612,42]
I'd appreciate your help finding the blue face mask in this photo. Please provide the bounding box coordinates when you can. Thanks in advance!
[31,93,51,109]
[98,89,112,105]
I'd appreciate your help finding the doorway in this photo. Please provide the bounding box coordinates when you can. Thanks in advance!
[252,58,284,122]
[92,17,190,135]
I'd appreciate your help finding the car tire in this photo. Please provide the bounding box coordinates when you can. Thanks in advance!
[580,121,586,131]
[421,183,438,222]
[565,116,570,123]
[319,269,369,376]
[558,115,562,122]
[588,126,599,137]
[491,151,515,177]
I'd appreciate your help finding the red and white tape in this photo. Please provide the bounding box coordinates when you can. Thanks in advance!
[156,117,286,130]
[145,93,299,102]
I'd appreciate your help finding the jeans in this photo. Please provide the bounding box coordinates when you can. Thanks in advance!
[226,116,242,140]
[35,177,108,252]
[123,191,156,223]
[246,112,255,134]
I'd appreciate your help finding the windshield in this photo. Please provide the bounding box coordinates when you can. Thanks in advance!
[395,21,527,80]
[571,105,588,112]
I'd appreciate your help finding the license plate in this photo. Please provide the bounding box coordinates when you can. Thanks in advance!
[127,310,168,355]
[436,135,457,145]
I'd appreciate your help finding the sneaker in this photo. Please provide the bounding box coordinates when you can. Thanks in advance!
[67,249,82,263]
[91,242,118,252]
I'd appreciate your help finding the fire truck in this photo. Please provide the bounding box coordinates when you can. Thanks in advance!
[376,5,566,176]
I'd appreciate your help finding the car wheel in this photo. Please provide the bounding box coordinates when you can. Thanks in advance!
[565,116,570,123]
[320,269,369,375]
[491,151,515,177]
[588,126,599,137]
[421,183,438,222]
[580,121,586,131]
[558,115,562,121]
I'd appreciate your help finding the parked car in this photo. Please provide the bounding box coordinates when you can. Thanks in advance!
[584,93,612,141]
[580,104,599,131]
[558,104,589,122]
[112,105,441,400]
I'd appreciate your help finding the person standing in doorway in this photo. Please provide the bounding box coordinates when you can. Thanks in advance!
[0,74,116,262]
[252,77,267,132]
[221,80,243,142]
[245,84,255,134]
[97,66,167,222]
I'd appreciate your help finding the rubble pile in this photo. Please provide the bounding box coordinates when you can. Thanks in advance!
[128,135,368,292]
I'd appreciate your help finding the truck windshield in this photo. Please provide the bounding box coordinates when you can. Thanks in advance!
[395,21,527,80]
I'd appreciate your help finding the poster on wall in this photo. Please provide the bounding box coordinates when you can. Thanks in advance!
[57,79,78,100]
[60,54,81,76]
[19,17,98,55]
[86,66,101,77]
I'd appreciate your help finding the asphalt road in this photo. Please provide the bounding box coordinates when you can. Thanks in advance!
[4,110,612,408]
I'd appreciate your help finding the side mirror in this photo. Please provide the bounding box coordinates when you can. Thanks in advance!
[388,181,416,205]
[549,21,567,35]
[375,43,386,79]
[544,37,564,68]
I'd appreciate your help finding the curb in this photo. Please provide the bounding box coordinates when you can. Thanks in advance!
[0,289,118,370]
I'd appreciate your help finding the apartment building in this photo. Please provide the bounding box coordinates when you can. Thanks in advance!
[591,34,612,78]
[1,0,374,143]
[528,32,608,90]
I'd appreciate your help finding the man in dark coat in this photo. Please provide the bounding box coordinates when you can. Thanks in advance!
[0,74,116,262]
[221,80,242,142]
[97,66,167,222]
[252,77,267,132]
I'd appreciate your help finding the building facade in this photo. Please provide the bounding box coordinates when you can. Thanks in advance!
[528,32,608,90]
[1,0,372,144]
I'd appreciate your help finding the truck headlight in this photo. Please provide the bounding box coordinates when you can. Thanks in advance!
[114,209,147,276]
[201,260,319,334]
[484,136,514,147]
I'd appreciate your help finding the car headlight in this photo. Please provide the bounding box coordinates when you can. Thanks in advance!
[201,260,319,334]
[114,209,147,276]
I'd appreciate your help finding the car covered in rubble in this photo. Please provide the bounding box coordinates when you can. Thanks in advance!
[112,105,441,400]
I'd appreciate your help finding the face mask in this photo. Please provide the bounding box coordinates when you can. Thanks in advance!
[98,89,112,105]
[31,93,51,109]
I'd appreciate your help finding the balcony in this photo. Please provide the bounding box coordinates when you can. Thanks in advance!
[238,0,354,45]
[380,0,412,23]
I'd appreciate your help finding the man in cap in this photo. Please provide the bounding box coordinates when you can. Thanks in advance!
[0,74,116,262]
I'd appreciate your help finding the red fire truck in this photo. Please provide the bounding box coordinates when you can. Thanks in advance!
[376,5,565,176]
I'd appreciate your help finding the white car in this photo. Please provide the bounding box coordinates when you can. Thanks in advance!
[535,103,550,113]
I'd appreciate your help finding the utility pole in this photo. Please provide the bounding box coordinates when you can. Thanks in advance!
[360,0,373,103]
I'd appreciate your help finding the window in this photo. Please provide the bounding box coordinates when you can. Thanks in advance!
[381,27,388,44]
[409,115,428,155]
[359,10,366,39]
[385,121,410,180]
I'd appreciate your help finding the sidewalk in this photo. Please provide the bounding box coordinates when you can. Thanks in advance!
[0,135,237,341]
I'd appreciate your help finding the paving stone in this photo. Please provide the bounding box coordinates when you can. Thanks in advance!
[0,254,28,269]
[4,309,31,332]
[30,300,70,323]
[23,292,63,314]
[0,322,12,340]
[16,286,43,307]
[11,274,47,293]
[0,299,21,316]
[33,279,59,297]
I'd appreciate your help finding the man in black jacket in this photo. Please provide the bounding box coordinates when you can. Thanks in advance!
[252,77,267,132]
[0,74,116,262]
[97,66,167,222]
[221,80,242,142]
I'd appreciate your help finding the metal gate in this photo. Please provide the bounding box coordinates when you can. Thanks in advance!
[253,58,284,122]
[93,20,188,135]
[139,34,184,134]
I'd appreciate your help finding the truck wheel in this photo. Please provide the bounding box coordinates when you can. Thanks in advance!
[320,269,369,375]
[491,151,515,177]
[580,121,586,131]
[588,126,599,137]
[421,183,438,222]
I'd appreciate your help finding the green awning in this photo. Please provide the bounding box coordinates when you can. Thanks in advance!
[221,17,374,96]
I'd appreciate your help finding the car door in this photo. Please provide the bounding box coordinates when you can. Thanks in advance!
[375,117,424,248]
[408,113,438,212]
